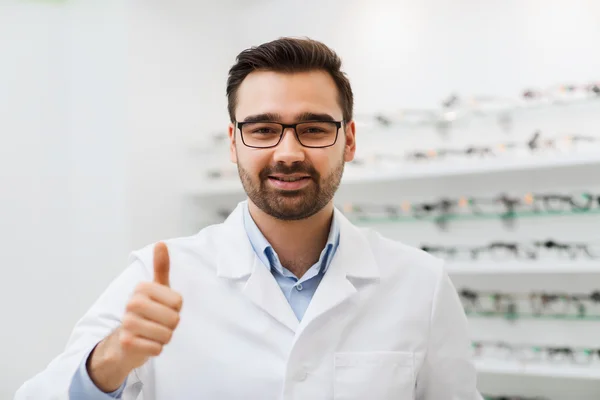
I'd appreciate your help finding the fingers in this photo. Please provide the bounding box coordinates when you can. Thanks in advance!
[126,294,181,329]
[135,281,183,312]
[122,313,174,345]
[153,242,170,287]
[119,329,164,357]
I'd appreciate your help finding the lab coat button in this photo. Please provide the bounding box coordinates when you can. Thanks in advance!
[295,369,308,381]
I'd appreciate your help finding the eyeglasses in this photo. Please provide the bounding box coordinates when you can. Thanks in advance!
[235,120,343,149]
[459,288,600,319]
[420,239,599,261]
[473,341,600,366]
[349,130,600,166]
[484,396,549,400]
[340,190,600,228]
[527,131,598,151]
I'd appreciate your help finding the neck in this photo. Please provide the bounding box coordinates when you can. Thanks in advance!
[248,200,334,279]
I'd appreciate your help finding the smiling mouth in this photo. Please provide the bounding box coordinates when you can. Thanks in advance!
[268,176,311,182]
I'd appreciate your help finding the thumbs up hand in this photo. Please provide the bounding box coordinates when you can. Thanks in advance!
[87,242,184,392]
[116,242,183,370]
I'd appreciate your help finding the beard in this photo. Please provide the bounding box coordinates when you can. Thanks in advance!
[238,157,344,221]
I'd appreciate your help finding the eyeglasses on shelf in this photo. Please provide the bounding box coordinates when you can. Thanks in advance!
[340,191,600,228]
[459,288,600,320]
[420,239,599,261]
[473,340,600,365]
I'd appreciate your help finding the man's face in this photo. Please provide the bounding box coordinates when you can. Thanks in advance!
[229,70,356,221]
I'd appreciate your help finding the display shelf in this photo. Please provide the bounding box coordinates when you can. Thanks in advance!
[466,312,600,321]
[349,208,600,225]
[187,152,600,198]
[344,151,600,182]
[355,96,600,130]
[446,261,600,275]
[475,359,600,380]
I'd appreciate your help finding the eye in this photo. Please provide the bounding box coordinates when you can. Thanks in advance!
[252,127,277,134]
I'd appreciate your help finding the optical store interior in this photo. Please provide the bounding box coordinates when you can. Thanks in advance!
[3,1,600,399]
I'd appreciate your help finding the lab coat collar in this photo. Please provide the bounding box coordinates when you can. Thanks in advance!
[216,200,380,333]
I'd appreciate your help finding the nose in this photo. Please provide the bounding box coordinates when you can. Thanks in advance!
[272,127,305,165]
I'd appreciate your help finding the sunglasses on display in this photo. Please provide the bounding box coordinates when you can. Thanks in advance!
[459,289,600,320]
[420,239,600,261]
[473,340,600,365]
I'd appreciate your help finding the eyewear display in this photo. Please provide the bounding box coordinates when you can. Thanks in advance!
[522,82,600,103]
[401,131,599,163]
[485,396,548,400]
[420,239,600,261]
[341,191,600,229]
[459,288,600,319]
[355,79,600,132]
[473,340,600,365]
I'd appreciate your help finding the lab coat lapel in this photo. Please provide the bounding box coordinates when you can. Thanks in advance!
[216,202,299,333]
[243,256,300,332]
[298,207,380,331]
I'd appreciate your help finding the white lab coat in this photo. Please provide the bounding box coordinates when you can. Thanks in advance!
[15,201,481,400]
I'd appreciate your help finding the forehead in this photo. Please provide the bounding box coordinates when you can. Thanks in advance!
[235,70,342,121]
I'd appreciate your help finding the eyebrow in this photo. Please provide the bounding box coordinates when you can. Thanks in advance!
[241,112,338,123]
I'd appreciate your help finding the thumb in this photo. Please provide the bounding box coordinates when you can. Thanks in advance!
[153,242,170,287]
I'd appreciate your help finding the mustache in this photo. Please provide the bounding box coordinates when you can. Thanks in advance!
[259,162,319,180]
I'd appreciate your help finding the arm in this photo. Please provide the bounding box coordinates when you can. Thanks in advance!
[14,258,149,400]
[415,266,483,400]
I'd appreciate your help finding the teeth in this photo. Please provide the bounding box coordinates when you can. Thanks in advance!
[274,177,304,182]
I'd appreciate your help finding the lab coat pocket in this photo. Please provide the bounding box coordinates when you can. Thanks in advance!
[333,351,415,400]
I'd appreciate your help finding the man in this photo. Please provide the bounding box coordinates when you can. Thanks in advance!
[16,37,481,400]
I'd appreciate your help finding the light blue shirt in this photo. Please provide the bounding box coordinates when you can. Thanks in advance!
[242,202,340,321]
[69,202,340,399]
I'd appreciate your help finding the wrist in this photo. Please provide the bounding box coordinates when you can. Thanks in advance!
[87,335,131,393]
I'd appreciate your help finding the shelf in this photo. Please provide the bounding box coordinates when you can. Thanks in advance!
[343,151,600,183]
[355,96,600,130]
[466,312,600,321]
[475,359,600,380]
[187,152,600,198]
[350,208,600,225]
[446,261,600,275]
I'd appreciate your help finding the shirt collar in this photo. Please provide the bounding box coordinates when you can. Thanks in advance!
[242,201,340,274]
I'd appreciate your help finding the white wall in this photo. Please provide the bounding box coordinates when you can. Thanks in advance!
[1,0,245,396]
[126,0,241,248]
[1,2,71,397]
[234,0,600,111]
[0,0,129,397]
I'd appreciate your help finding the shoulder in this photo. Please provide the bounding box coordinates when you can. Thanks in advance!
[128,222,228,273]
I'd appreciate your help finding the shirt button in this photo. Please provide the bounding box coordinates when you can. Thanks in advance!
[296,283,303,291]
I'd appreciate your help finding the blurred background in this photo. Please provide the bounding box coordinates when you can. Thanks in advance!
[1,0,600,399]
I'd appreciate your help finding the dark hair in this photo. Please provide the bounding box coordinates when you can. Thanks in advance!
[226,37,353,123]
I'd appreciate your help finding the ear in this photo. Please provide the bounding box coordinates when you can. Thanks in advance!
[228,123,237,164]
[343,120,356,162]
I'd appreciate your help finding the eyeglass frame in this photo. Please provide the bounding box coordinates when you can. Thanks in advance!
[235,120,345,149]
